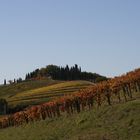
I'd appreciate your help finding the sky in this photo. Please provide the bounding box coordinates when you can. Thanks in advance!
[0,0,140,83]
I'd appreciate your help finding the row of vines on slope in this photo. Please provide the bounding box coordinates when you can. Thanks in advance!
[0,68,140,129]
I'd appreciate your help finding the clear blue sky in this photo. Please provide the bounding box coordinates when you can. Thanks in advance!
[0,0,140,83]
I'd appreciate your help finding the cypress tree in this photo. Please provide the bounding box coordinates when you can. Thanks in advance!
[4,79,6,85]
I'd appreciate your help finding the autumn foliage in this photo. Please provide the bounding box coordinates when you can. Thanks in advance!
[0,68,140,129]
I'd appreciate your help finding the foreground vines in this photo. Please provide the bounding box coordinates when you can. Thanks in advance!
[0,68,140,129]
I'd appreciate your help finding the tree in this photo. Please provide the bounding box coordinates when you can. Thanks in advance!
[4,79,6,85]
[95,76,107,83]
[14,79,16,83]
[0,99,8,115]
[17,78,23,83]
[8,80,13,85]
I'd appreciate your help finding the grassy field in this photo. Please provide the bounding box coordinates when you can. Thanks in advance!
[0,97,140,140]
[0,79,60,99]
[0,80,94,107]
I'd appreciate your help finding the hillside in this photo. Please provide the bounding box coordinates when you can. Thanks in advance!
[0,80,94,109]
[0,68,140,140]
[0,96,140,140]
[0,64,107,111]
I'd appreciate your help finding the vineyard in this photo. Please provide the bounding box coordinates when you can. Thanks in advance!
[0,79,60,99]
[0,68,140,129]
[0,80,93,110]
[8,80,93,106]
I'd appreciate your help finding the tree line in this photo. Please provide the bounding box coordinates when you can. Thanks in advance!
[25,64,107,82]
[3,78,23,85]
